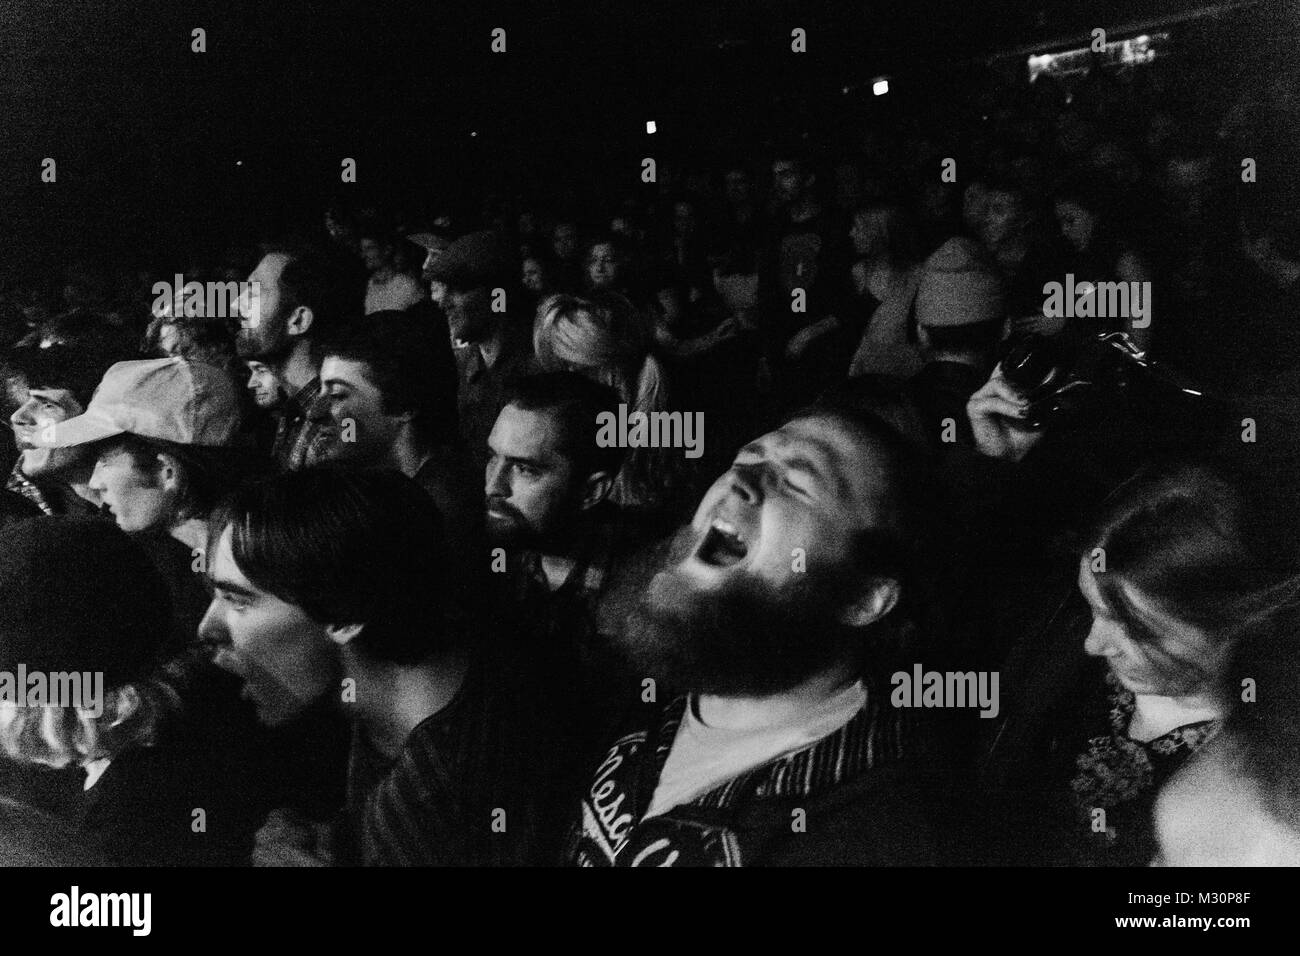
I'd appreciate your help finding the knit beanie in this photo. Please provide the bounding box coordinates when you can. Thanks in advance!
[914,237,1004,328]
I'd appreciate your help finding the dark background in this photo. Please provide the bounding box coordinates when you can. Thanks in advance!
[0,0,1283,272]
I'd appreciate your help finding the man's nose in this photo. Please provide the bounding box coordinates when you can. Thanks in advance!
[10,400,35,428]
[197,596,235,653]
[727,463,763,504]
[484,460,509,497]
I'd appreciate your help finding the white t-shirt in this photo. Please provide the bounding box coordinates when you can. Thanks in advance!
[644,679,867,818]
[365,273,426,314]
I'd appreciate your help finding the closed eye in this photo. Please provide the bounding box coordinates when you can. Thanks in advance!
[783,475,812,498]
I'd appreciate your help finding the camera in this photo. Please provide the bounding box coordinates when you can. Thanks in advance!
[998,331,1207,429]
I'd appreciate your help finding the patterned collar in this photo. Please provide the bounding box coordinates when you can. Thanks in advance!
[515,508,620,600]
[570,675,913,866]
[6,460,55,516]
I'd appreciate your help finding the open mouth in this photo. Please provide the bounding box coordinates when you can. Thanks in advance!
[696,517,748,567]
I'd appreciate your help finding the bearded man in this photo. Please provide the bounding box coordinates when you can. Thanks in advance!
[234,246,359,472]
[566,404,952,866]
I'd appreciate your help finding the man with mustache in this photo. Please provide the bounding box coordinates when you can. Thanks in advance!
[485,372,651,747]
[566,404,947,866]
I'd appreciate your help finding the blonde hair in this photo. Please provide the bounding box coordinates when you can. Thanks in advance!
[534,292,679,509]
[0,685,154,771]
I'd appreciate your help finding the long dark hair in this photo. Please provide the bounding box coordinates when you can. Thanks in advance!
[1083,463,1293,695]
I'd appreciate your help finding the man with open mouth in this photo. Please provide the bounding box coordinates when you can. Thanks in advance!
[566,402,953,866]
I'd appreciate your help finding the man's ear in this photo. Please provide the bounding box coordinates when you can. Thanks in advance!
[155,452,181,491]
[325,622,364,647]
[579,470,614,511]
[286,305,315,337]
[837,577,900,629]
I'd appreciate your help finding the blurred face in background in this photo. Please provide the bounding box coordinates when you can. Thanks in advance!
[981,189,1027,247]
[521,258,546,295]
[245,360,282,411]
[360,238,388,274]
[772,160,808,206]
[1055,200,1097,253]
[586,243,621,291]
[552,223,580,262]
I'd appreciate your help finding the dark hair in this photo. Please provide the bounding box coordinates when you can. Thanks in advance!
[3,337,133,409]
[106,434,254,523]
[318,310,459,447]
[263,244,359,342]
[1084,464,1290,694]
[503,372,624,479]
[923,318,1004,353]
[209,469,457,665]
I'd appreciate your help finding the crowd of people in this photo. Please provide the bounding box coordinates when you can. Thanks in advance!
[1,41,1299,867]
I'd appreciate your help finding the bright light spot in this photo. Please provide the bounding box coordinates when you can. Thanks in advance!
[470,131,478,137]
[872,78,889,96]
[235,160,243,166]
[646,120,656,134]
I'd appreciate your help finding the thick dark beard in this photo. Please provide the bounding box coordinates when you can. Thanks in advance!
[616,544,868,698]
[235,305,293,362]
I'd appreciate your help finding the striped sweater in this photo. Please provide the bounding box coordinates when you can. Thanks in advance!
[567,680,945,867]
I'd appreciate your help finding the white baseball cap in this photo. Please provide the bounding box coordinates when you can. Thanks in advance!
[38,357,243,448]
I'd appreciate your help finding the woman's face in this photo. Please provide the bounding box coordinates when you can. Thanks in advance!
[89,445,176,534]
[1054,200,1097,253]
[1077,559,1225,698]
